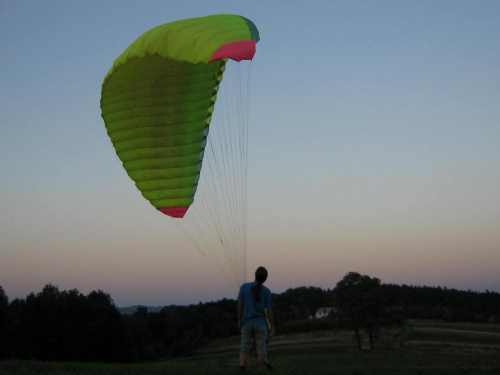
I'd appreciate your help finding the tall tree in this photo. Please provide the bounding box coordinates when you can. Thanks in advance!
[333,272,383,349]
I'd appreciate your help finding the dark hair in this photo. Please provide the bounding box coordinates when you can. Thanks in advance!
[255,266,268,284]
[252,267,268,303]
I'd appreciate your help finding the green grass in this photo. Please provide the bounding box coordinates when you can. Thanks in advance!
[407,319,500,346]
[411,320,500,334]
[0,361,217,375]
[2,320,499,374]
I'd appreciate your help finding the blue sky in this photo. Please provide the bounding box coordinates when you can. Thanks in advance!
[1,0,499,306]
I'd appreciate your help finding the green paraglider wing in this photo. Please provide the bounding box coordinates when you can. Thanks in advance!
[100,14,259,218]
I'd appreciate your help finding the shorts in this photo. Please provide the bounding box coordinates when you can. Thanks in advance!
[240,324,268,355]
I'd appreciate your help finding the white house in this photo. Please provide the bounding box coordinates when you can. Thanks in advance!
[315,307,335,319]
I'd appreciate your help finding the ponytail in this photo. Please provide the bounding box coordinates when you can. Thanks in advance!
[251,266,268,303]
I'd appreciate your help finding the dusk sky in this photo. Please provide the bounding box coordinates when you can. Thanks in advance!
[1,0,499,307]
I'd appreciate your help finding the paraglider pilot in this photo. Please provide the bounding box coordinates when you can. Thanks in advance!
[237,266,275,372]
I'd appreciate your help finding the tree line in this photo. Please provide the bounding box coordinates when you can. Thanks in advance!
[1,272,499,362]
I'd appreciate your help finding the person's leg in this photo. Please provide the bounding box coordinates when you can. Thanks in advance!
[245,337,255,368]
[240,325,253,370]
[257,354,267,371]
[253,325,269,372]
[240,351,249,368]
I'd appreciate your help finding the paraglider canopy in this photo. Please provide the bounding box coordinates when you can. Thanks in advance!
[100,14,259,218]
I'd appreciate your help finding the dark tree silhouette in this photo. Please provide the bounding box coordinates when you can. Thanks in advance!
[1,281,499,362]
[2,284,130,362]
[0,286,8,359]
[333,272,384,349]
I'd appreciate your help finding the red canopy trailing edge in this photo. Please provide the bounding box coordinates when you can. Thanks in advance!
[209,40,257,62]
[158,207,189,218]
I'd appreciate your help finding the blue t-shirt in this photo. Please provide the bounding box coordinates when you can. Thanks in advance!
[237,281,272,326]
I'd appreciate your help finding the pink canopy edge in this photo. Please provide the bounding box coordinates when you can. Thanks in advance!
[158,206,189,218]
[209,40,257,62]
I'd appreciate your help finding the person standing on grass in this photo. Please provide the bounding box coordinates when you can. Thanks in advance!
[237,266,275,372]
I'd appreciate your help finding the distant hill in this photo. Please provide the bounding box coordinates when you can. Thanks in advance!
[118,305,165,315]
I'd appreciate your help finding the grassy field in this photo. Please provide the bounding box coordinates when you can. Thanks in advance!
[1,320,499,374]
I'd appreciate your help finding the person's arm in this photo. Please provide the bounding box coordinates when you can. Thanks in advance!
[265,307,275,336]
[237,301,243,329]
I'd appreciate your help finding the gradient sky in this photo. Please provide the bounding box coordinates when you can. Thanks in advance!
[1,0,499,307]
